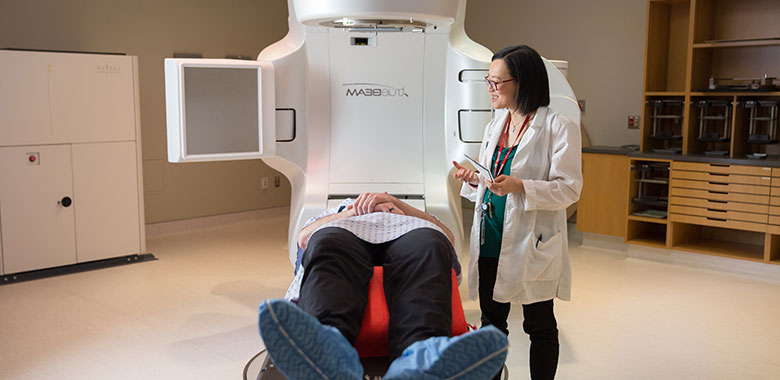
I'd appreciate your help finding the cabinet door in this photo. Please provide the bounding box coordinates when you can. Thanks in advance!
[0,51,136,146]
[49,54,136,143]
[0,51,54,146]
[577,153,629,237]
[0,145,77,273]
[72,142,141,262]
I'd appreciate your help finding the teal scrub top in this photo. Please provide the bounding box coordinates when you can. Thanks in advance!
[480,145,517,258]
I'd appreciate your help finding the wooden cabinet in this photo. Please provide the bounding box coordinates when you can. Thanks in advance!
[581,156,780,265]
[669,162,770,261]
[641,0,780,158]
[577,153,629,237]
[612,0,780,266]
[642,160,780,264]
[580,2,780,266]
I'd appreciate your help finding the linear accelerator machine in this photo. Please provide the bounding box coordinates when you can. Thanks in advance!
[164,0,579,265]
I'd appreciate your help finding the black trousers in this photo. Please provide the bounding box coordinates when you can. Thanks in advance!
[298,227,453,359]
[479,257,560,380]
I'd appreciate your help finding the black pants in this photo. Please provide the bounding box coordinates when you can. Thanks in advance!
[298,227,453,359]
[479,257,559,380]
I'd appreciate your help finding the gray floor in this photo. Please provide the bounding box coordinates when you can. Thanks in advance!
[1,207,779,380]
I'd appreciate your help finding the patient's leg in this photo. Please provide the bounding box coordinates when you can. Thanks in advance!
[298,227,374,344]
[383,228,453,359]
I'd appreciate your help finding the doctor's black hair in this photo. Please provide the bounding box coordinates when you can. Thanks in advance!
[492,45,550,115]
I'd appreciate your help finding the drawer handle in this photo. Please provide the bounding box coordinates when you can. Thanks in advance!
[710,163,729,168]
[706,217,727,222]
[709,182,728,186]
[709,172,728,177]
[707,208,726,213]
[709,200,727,204]
[708,190,727,195]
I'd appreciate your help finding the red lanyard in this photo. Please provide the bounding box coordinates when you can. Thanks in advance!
[492,113,531,178]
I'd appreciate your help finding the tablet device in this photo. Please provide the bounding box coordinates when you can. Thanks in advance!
[463,153,494,182]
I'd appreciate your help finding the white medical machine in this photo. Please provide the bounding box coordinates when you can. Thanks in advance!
[164,0,579,264]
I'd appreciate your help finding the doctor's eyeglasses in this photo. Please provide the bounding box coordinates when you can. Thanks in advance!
[484,76,515,91]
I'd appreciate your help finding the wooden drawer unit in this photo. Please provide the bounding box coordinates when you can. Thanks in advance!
[670,187,769,204]
[670,178,769,195]
[670,213,767,233]
[670,162,771,234]
[670,197,768,214]
[671,170,770,186]
[669,205,767,224]
[671,162,772,177]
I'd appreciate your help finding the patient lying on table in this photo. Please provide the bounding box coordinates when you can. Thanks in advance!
[258,192,508,380]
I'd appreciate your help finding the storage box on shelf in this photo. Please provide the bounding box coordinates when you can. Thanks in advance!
[733,98,780,158]
[627,159,670,248]
[686,97,732,156]
[643,98,685,154]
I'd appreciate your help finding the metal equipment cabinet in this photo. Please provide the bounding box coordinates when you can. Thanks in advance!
[0,50,146,275]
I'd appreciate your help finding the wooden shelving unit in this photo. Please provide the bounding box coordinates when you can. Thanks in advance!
[627,0,780,265]
[627,222,669,249]
[641,0,780,157]
[628,215,669,224]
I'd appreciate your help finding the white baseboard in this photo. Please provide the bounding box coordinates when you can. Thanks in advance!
[580,232,780,284]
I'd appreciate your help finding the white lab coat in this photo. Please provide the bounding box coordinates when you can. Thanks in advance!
[460,106,582,304]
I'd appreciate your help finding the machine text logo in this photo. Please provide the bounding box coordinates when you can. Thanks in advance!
[96,64,121,74]
[343,83,408,98]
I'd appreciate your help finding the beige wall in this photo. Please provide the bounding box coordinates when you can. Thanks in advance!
[0,0,292,224]
[465,0,647,147]
[0,0,647,223]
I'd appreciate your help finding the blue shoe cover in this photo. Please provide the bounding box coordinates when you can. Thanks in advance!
[258,299,362,380]
[383,326,508,380]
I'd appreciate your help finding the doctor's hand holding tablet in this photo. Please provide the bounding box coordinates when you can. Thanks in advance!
[453,158,523,197]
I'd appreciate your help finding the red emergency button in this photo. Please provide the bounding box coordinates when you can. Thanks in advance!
[28,155,36,163]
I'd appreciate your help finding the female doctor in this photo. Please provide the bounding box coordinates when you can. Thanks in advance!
[453,45,582,380]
